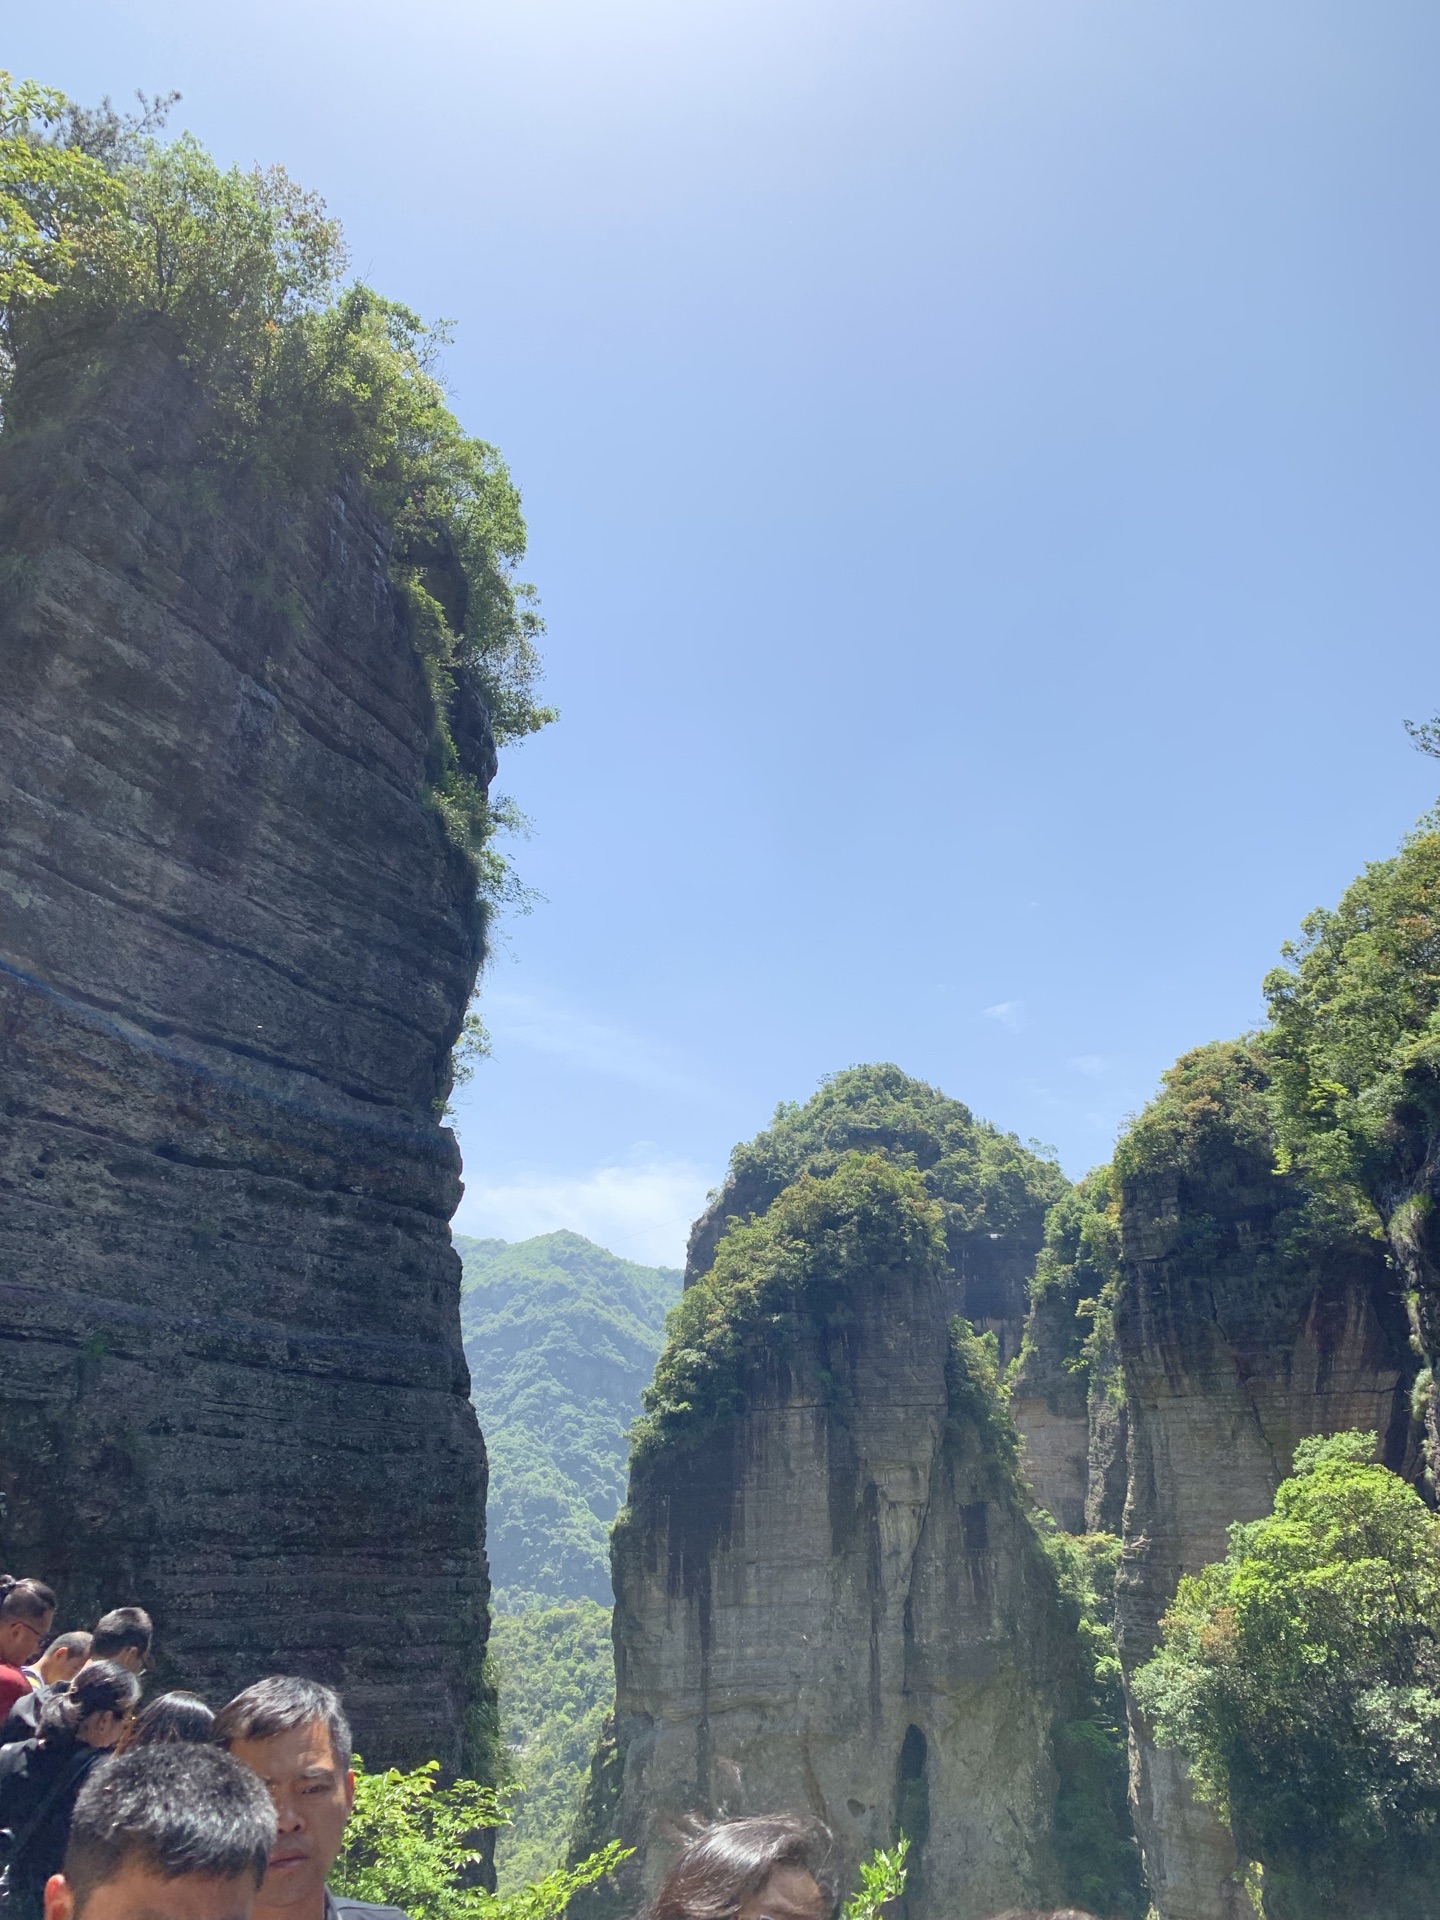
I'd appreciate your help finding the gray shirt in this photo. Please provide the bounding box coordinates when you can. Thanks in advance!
[326,1892,412,1920]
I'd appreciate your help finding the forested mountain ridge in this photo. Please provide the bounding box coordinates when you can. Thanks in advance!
[457,1231,680,1607]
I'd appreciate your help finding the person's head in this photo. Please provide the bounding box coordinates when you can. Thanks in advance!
[0,1577,57,1667]
[647,1818,840,1920]
[89,1610,152,1676]
[43,1741,276,1920]
[212,1678,354,1915]
[38,1633,94,1690]
[41,1661,142,1751]
[116,1691,215,1755]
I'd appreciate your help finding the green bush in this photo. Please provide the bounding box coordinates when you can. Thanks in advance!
[1132,1431,1440,1912]
[631,1152,946,1467]
[332,1760,628,1920]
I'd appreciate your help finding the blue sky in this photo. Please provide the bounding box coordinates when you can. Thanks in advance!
[13,2,1440,1264]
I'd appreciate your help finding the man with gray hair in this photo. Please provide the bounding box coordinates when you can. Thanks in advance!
[213,1678,409,1920]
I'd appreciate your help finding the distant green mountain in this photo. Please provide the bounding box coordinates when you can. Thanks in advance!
[455,1231,681,1608]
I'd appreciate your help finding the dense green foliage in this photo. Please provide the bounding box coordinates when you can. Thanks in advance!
[947,1315,1022,1475]
[633,1152,946,1467]
[703,1064,1067,1265]
[489,1603,615,1891]
[1018,1169,1121,1397]
[332,1759,628,1920]
[0,73,552,904]
[1132,1432,1440,1912]
[1264,830,1440,1210]
[457,1233,679,1606]
[1037,1526,1146,1918]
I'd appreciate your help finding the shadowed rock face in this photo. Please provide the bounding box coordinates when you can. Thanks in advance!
[1109,1046,1416,1920]
[0,319,490,1768]
[601,1251,1081,1920]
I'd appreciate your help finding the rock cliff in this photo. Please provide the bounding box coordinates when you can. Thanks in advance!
[1104,1043,1418,1920]
[0,318,491,1768]
[586,1094,1141,1920]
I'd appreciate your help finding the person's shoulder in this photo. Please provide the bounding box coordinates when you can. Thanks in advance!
[327,1897,413,1920]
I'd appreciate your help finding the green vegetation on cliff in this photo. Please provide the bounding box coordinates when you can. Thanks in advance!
[1133,1431,1440,1918]
[688,1066,1068,1326]
[0,72,552,910]
[632,1152,946,1468]
[457,1233,679,1607]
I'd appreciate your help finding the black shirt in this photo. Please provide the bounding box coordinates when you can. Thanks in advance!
[0,1735,107,1892]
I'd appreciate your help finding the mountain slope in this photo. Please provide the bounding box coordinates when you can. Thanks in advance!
[456,1231,681,1607]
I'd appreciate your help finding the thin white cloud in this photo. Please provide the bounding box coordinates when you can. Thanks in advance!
[455,1156,713,1268]
[482,987,710,1099]
[984,1000,1024,1031]
[1068,1054,1111,1078]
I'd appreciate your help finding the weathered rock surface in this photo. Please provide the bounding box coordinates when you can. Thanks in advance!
[1108,1045,1417,1920]
[0,319,491,1768]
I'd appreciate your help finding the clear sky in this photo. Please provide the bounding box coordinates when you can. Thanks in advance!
[12,2,1440,1264]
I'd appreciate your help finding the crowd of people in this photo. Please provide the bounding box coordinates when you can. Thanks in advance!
[0,1576,1101,1920]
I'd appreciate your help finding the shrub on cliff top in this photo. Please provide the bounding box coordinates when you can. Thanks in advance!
[0,72,552,905]
[1132,1430,1440,1913]
[1108,1037,1381,1350]
[697,1064,1068,1278]
[631,1152,946,1467]
[1264,827,1440,1230]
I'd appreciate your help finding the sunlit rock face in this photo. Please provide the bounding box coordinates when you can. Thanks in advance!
[600,1243,1079,1920]
[1110,1050,1417,1920]
[0,317,490,1769]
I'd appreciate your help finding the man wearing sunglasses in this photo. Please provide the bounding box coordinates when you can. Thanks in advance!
[0,1577,57,1725]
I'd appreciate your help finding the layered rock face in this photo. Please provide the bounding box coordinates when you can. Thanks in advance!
[1107,1044,1416,1920]
[595,1141,1123,1920]
[0,321,490,1767]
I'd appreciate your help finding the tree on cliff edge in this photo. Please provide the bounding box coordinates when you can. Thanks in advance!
[1132,1430,1440,1920]
[1263,825,1440,1480]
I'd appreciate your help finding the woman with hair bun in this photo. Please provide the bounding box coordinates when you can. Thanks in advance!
[0,1658,141,1918]
[114,1689,214,1752]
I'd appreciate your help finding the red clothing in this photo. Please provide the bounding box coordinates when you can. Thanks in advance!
[0,1665,31,1726]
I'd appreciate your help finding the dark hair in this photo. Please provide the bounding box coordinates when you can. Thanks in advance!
[117,1691,215,1753]
[90,1608,153,1660]
[647,1817,839,1920]
[0,1578,56,1624]
[47,1632,93,1662]
[40,1661,142,1740]
[62,1743,276,1912]
[212,1675,352,1771]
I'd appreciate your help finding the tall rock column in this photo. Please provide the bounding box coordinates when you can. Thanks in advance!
[0,319,491,1769]
[1109,1044,1416,1920]
[596,1156,1097,1920]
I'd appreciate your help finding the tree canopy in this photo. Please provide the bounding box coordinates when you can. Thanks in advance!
[1132,1430,1440,1915]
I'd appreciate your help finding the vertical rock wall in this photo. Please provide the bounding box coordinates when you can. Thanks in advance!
[0,319,491,1768]
[1107,1045,1416,1920]
[599,1153,1101,1920]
